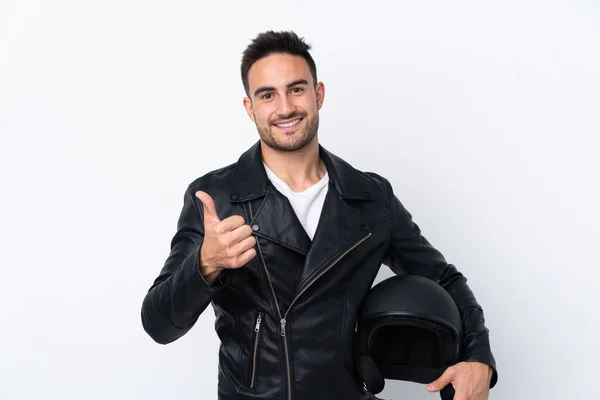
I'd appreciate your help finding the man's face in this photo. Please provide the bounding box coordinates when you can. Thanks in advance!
[243,53,325,152]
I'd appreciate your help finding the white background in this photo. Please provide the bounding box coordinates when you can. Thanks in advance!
[1,1,599,399]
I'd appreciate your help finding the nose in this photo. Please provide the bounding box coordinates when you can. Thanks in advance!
[276,93,295,118]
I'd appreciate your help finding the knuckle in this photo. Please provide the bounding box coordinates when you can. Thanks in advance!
[231,257,243,269]
[224,235,235,247]
[230,245,238,255]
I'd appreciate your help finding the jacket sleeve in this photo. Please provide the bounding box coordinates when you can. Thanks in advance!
[141,183,230,345]
[381,180,498,388]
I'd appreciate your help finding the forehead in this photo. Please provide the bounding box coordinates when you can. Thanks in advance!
[247,53,313,91]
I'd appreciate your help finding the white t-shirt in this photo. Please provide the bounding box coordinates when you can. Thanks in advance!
[263,162,329,240]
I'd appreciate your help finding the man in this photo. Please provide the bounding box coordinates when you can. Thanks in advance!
[141,30,498,400]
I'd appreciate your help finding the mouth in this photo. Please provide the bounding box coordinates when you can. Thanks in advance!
[273,118,303,131]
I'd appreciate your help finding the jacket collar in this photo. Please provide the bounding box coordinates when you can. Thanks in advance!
[229,140,371,202]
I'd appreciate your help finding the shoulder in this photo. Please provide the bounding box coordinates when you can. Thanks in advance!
[323,146,395,206]
[347,160,395,202]
[361,170,395,213]
[186,162,237,192]
[361,170,393,193]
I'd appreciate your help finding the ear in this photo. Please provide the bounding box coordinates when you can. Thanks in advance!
[243,97,255,122]
[315,81,325,110]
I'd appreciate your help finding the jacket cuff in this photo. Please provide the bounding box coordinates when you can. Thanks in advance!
[460,307,498,388]
[187,244,231,291]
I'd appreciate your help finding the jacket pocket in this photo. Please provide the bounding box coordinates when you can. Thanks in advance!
[247,310,263,389]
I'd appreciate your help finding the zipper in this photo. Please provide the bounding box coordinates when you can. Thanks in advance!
[255,233,291,399]
[249,311,262,388]
[251,201,293,399]
[250,201,371,400]
[281,233,372,325]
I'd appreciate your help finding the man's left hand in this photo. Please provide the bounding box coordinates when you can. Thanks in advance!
[425,361,493,400]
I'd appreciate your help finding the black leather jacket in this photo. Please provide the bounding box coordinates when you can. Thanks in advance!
[141,140,498,400]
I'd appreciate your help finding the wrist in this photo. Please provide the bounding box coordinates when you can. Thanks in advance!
[199,247,222,277]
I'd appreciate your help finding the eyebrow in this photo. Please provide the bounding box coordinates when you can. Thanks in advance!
[253,79,309,98]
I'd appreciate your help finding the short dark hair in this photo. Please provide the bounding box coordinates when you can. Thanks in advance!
[241,30,318,97]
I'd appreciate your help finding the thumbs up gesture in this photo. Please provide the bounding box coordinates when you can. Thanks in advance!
[195,191,257,282]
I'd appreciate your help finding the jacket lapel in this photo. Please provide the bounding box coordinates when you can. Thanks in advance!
[248,184,312,256]
[229,140,311,255]
[229,140,376,292]
[295,182,371,293]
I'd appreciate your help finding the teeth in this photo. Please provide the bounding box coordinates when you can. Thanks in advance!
[276,119,301,128]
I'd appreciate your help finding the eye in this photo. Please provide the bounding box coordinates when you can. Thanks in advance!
[291,87,304,93]
[260,93,272,100]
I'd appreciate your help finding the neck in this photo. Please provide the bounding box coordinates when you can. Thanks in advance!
[260,136,326,192]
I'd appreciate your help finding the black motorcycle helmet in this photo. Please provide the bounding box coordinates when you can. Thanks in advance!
[355,274,463,399]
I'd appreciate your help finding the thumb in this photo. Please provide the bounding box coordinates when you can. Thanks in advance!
[426,368,454,393]
[195,191,220,226]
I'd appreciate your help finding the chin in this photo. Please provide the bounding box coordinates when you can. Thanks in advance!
[265,136,309,152]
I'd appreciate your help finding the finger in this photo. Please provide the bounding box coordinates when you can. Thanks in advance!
[227,223,254,243]
[195,191,220,226]
[229,234,256,256]
[426,368,454,392]
[230,247,257,268]
[216,215,246,234]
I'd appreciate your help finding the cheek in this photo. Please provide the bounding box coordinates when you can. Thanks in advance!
[253,106,272,125]
[301,98,318,114]
[257,113,271,126]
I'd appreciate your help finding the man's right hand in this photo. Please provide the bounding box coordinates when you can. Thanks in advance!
[195,191,257,284]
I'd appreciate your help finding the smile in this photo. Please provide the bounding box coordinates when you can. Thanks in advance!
[274,118,302,129]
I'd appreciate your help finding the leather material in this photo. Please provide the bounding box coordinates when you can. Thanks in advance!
[141,140,498,399]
